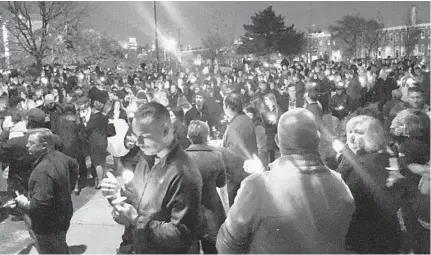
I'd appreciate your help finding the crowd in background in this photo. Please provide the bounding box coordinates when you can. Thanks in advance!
[0,54,429,254]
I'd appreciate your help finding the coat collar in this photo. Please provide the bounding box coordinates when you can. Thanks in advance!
[269,153,328,174]
[33,150,55,167]
[154,140,180,168]
[186,143,214,152]
[228,112,244,124]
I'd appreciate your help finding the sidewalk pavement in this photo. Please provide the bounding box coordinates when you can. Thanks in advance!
[24,190,124,254]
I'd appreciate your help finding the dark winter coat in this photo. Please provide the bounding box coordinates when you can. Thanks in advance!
[338,150,402,254]
[27,150,79,234]
[186,144,227,242]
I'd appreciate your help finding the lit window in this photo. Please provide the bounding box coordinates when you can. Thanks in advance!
[327,40,331,46]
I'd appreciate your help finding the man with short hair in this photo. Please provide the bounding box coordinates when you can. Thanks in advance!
[14,128,78,254]
[217,108,355,254]
[391,87,430,136]
[38,94,63,133]
[222,93,257,205]
[305,89,323,128]
[0,108,47,196]
[185,92,210,126]
[101,102,203,254]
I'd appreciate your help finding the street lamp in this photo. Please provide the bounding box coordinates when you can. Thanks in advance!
[163,38,177,52]
[153,1,159,66]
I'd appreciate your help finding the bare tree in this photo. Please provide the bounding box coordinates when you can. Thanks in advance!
[201,33,229,61]
[360,18,386,59]
[329,14,367,59]
[0,1,88,70]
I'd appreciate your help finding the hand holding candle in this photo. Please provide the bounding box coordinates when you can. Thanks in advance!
[122,169,134,184]
[244,154,265,174]
[332,139,345,154]
[101,172,121,199]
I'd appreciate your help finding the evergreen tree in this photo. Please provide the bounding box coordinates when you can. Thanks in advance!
[238,6,303,56]
[278,24,306,56]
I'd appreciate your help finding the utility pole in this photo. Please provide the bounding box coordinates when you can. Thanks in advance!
[177,28,181,63]
[153,1,159,67]
[308,3,312,63]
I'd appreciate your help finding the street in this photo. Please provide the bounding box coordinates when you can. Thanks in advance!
[0,185,124,254]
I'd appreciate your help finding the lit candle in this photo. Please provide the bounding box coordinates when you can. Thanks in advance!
[332,139,345,154]
[122,169,134,184]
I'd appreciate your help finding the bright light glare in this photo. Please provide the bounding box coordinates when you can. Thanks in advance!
[163,38,177,52]
[41,77,48,84]
[122,169,134,184]
[332,139,345,153]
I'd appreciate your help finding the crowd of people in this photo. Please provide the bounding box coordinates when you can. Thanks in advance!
[0,54,429,254]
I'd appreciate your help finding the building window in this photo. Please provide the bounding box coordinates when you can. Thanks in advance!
[421,45,425,54]
[319,40,323,46]
[389,33,393,41]
[401,32,404,41]
[415,45,419,55]
[395,46,400,57]
[421,30,425,39]
[428,29,430,37]
[327,39,331,46]
[395,33,399,42]
[401,46,405,56]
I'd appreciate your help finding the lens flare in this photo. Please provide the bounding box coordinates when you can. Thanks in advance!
[122,169,134,184]
[332,139,345,153]
[41,77,48,84]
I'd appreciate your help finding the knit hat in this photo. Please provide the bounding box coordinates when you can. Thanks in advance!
[25,108,46,123]
[9,96,24,107]
[136,90,147,100]
[116,89,127,100]
[276,108,320,156]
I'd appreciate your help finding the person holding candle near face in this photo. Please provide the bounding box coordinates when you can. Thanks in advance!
[101,102,203,254]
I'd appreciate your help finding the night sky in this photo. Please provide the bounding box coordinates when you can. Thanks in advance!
[86,1,430,47]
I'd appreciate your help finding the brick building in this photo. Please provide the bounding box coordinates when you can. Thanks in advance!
[358,6,430,59]
[307,31,342,62]
[358,23,430,59]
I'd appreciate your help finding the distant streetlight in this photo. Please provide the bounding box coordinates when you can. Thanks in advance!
[163,38,177,53]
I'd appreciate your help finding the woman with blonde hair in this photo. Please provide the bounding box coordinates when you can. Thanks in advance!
[262,93,281,162]
[336,115,402,254]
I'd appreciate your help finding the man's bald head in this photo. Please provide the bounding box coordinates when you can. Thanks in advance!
[44,94,56,109]
[277,108,319,156]
[152,91,169,107]
[44,94,55,103]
